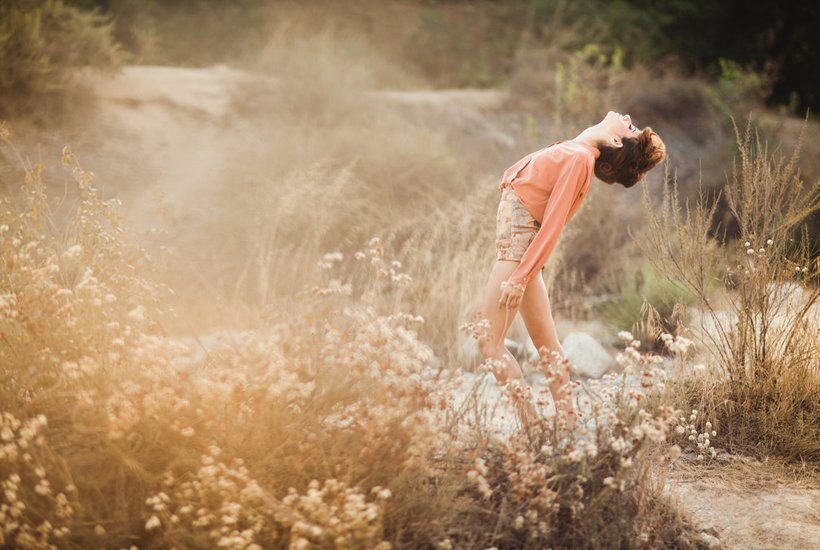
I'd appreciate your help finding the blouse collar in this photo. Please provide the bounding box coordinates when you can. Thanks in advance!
[550,139,601,159]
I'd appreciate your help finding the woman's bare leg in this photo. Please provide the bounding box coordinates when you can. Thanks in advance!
[518,273,577,428]
[476,260,537,425]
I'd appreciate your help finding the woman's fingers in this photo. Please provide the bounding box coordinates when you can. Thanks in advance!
[498,289,523,309]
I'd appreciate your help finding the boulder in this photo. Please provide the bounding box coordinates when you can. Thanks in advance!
[561,332,615,379]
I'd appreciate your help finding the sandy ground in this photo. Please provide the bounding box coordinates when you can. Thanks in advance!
[665,457,820,549]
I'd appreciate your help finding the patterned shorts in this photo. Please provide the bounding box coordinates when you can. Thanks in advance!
[495,187,541,261]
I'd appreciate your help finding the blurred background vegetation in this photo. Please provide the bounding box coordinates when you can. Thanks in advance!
[4,0,819,112]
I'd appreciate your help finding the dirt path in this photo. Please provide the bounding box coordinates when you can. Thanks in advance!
[664,456,820,549]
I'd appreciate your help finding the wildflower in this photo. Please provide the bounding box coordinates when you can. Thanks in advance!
[617,330,634,342]
[744,241,751,247]
[61,146,76,166]
[747,248,755,255]
[669,445,682,460]
[64,244,82,258]
[758,248,765,254]
[766,239,773,245]
[145,515,161,530]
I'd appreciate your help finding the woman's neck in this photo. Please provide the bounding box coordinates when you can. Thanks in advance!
[572,125,607,148]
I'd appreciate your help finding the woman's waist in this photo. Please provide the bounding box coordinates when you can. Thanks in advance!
[500,187,543,222]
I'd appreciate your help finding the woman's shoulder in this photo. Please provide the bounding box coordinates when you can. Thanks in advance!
[552,140,598,157]
[535,140,597,165]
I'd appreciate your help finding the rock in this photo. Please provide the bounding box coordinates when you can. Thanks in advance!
[696,532,721,548]
[696,524,720,537]
[555,318,617,345]
[561,332,615,379]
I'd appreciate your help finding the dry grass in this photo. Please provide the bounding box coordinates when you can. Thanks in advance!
[638,118,820,462]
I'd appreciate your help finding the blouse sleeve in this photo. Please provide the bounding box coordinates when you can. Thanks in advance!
[506,154,589,289]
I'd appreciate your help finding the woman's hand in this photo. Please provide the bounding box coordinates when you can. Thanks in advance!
[498,280,525,309]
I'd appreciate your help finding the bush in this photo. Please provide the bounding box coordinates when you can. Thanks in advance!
[638,118,820,461]
[0,0,120,117]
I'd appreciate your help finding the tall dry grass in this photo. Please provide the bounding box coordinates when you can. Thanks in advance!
[0,132,703,549]
[638,119,820,461]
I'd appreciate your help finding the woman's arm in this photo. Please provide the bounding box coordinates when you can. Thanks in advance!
[506,155,589,289]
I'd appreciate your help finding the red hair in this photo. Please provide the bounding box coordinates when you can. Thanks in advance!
[594,128,666,188]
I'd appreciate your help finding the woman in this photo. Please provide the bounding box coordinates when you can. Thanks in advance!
[476,111,666,427]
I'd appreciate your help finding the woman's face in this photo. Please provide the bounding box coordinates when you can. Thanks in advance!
[599,111,641,144]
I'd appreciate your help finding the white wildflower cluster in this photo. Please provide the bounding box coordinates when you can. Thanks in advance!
[102,330,318,441]
[0,293,18,322]
[143,447,271,549]
[459,311,491,342]
[462,332,680,541]
[60,356,100,382]
[316,251,344,270]
[206,330,316,412]
[0,148,170,409]
[145,449,392,550]
[466,457,492,499]
[502,435,562,536]
[611,337,666,405]
[283,479,392,549]
[318,304,455,471]
[0,413,74,548]
[311,278,353,296]
[743,238,774,258]
[672,409,718,460]
[354,237,413,287]
[660,332,693,355]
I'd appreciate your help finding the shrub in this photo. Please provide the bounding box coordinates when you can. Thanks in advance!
[0,1,121,116]
[638,118,820,461]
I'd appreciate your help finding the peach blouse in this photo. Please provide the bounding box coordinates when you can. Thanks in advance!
[497,140,600,289]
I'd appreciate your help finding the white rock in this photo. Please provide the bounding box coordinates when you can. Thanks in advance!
[696,532,721,548]
[561,332,615,379]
